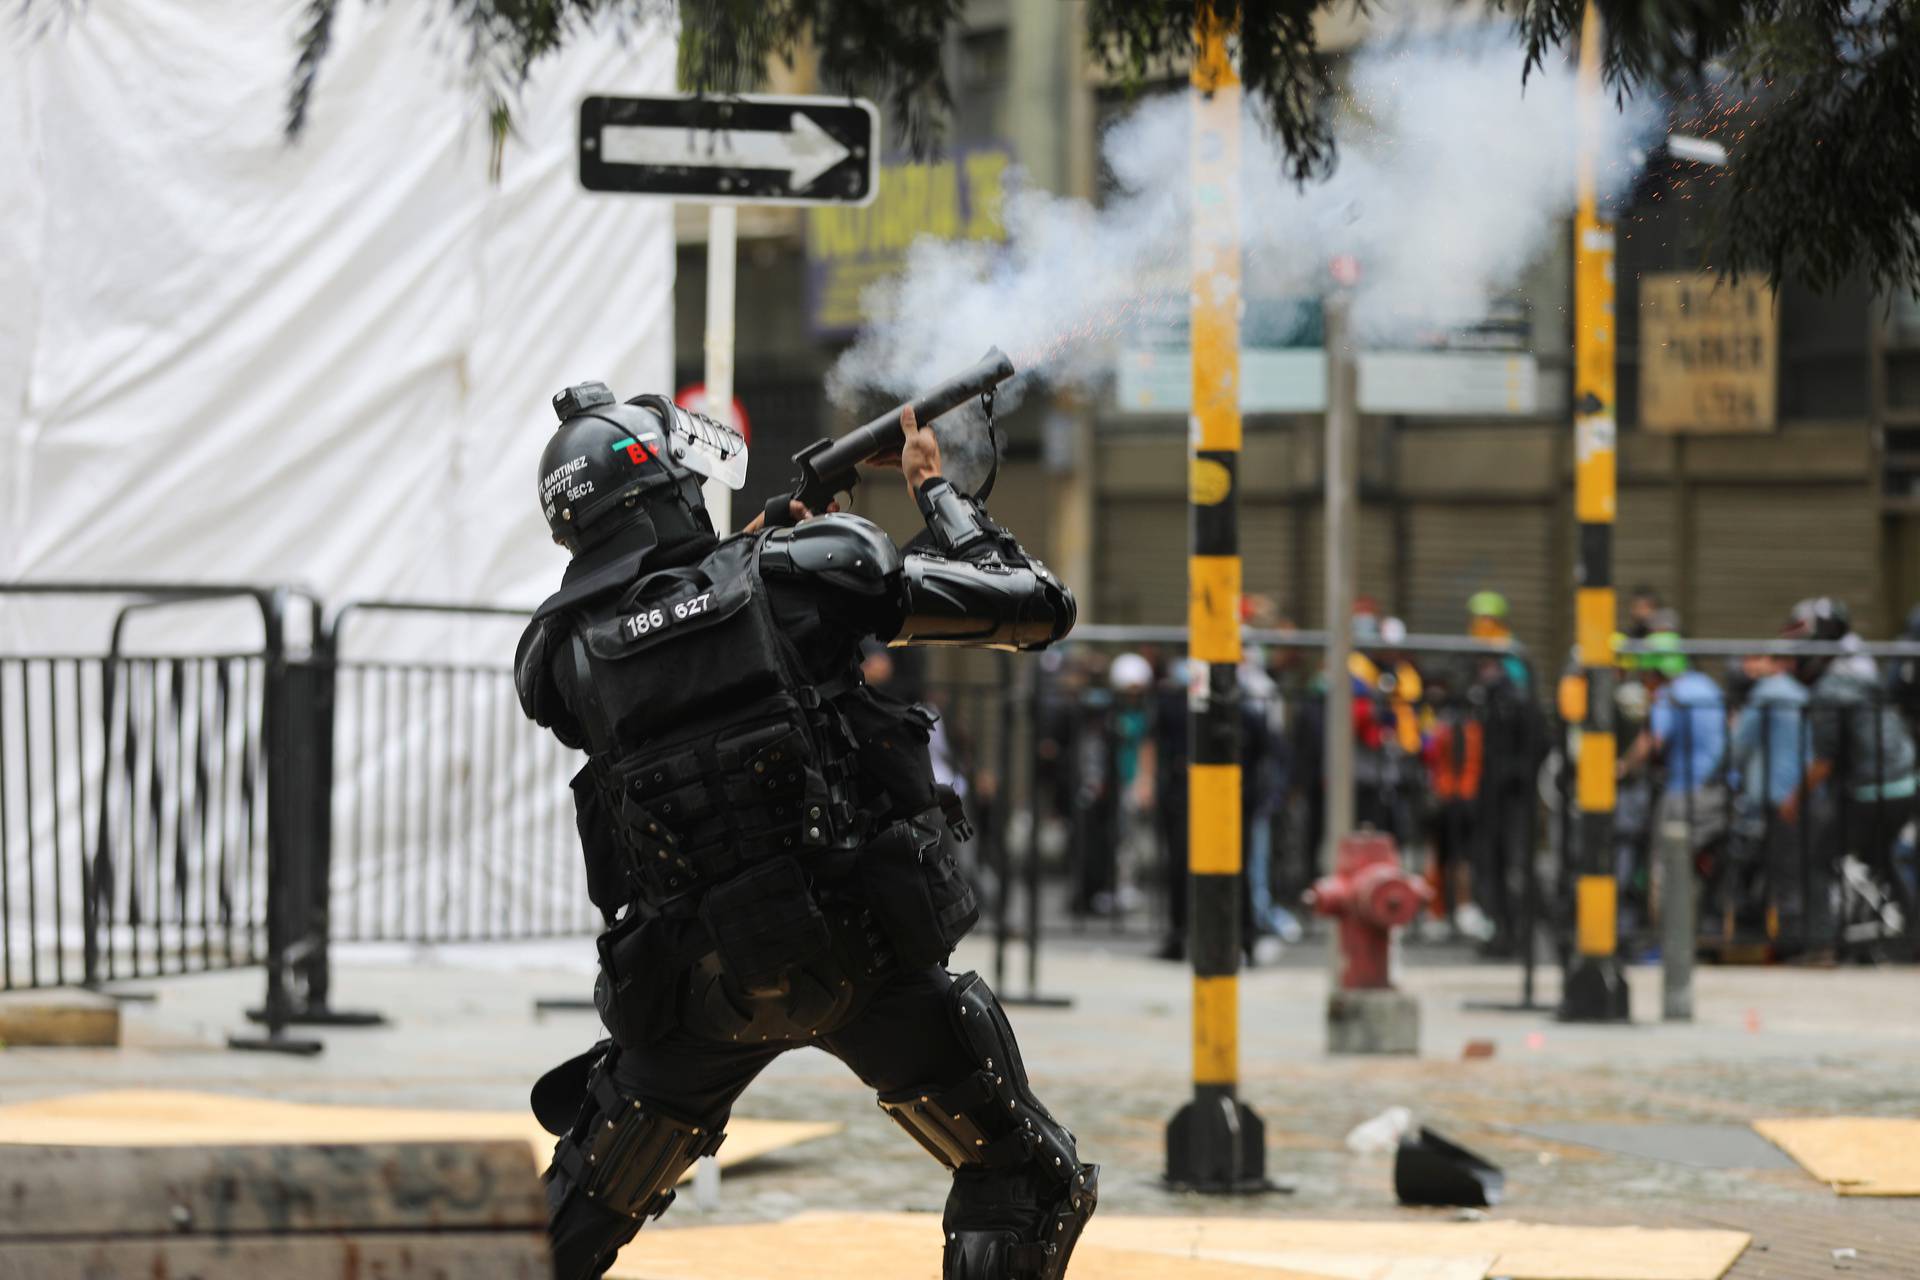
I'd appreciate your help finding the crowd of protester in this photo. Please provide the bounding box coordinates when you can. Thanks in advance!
[1614,594,1918,961]
[1023,591,1543,963]
[1018,587,1920,966]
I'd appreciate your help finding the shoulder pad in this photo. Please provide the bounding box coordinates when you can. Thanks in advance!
[515,614,591,751]
[761,514,901,596]
[514,615,563,724]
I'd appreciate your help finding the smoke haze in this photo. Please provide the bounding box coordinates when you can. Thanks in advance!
[829,34,1663,408]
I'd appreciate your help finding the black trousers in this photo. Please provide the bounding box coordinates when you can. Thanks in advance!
[1429,799,1475,917]
[606,962,976,1121]
[1474,779,1529,940]
[548,962,1002,1280]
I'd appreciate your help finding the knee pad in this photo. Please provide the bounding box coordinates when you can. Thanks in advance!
[546,1051,728,1227]
[875,972,1097,1279]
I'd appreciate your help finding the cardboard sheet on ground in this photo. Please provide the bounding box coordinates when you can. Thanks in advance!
[607,1217,1327,1280]
[1755,1116,1920,1196]
[1090,1216,1750,1280]
[611,1213,1747,1280]
[0,1090,837,1183]
[1203,1253,1493,1280]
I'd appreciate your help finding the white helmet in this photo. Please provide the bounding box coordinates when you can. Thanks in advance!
[1109,652,1154,692]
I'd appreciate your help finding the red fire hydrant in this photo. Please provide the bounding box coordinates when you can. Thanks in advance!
[1307,832,1432,990]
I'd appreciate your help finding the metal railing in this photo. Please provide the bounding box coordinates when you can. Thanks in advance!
[10,579,1916,1058]
[1000,623,1553,1005]
[0,586,598,1043]
[243,600,595,1028]
[0,582,324,1051]
[864,659,1038,1001]
[323,601,592,943]
[1601,638,1920,964]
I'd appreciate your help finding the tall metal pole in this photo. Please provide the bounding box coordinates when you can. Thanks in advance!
[1322,289,1358,864]
[1561,1,1631,1023]
[694,200,738,1203]
[703,203,737,532]
[1167,4,1267,1192]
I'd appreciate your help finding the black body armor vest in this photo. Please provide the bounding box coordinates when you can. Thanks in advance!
[565,533,869,909]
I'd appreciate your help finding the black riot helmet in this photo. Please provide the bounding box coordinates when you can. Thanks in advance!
[1780,596,1856,683]
[538,382,748,555]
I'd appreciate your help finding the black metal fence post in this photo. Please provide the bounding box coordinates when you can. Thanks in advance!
[246,606,385,1029]
[1462,656,1551,1014]
[991,655,1016,995]
[999,656,1071,1009]
[1519,700,1542,1009]
[229,587,324,1055]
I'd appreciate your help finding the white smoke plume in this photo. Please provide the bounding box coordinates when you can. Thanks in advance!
[829,32,1664,407]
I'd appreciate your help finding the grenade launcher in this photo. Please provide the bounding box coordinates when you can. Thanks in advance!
[761,346,1015,529]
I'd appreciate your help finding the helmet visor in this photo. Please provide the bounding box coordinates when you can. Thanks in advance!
[661,403,749,491]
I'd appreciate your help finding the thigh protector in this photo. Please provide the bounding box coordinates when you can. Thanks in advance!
[876,973,1098,1280]
[681,894,891,1045]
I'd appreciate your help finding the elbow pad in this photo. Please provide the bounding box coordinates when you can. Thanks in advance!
[760,513,901,595]
[896,553,1077,650]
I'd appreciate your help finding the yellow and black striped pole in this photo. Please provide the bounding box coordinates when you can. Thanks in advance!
[1167,3,1268,1190]
[1561,0,1631,1023]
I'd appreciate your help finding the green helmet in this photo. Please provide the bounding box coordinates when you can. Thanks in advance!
[1467,590,1509,620]
[1642,630,1688,677]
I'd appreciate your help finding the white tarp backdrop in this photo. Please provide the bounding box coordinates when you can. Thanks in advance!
[0,2,676,621]
[0,5,678,962]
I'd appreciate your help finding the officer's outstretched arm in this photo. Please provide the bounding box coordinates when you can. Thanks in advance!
[895,477,1075,649]
[758,482,1074,651]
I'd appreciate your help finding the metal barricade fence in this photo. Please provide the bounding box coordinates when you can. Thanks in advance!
[1005,630,1920,983]
[2,583,1081,1039]
[1607,692,1918,965]
[875,659,1042,1000]
[0,647,110,993]
[22,578,1915,1054]
[91,649,269,986]
[0,583,324,1050]
[931,623,1552,1002]
[322,601,591,948]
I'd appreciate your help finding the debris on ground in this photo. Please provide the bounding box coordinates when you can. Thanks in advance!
[1347,1106,1415,1155]
[1396,1127,1506,1208]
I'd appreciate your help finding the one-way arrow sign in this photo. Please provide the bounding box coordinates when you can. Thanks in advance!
[579,94,878,206]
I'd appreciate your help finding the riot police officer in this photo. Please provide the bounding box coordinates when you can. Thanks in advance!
[515,381,1096,1280]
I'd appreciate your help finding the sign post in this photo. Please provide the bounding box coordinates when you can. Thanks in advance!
[1323,283,1358,872]
[578,93,880,529]
[703,204,738,531]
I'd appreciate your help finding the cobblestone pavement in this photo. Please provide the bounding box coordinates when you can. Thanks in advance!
[3,936,1917,1271]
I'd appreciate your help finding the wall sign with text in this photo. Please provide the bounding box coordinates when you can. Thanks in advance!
[1639,273,1778,433]
[804,147,1010,334]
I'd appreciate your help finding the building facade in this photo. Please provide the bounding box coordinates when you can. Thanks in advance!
[673,1,1920,664]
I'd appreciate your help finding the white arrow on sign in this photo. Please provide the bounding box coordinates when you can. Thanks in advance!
[600,112,853,191]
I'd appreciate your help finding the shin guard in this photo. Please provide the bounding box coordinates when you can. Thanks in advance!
[876,973,1097,1279]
